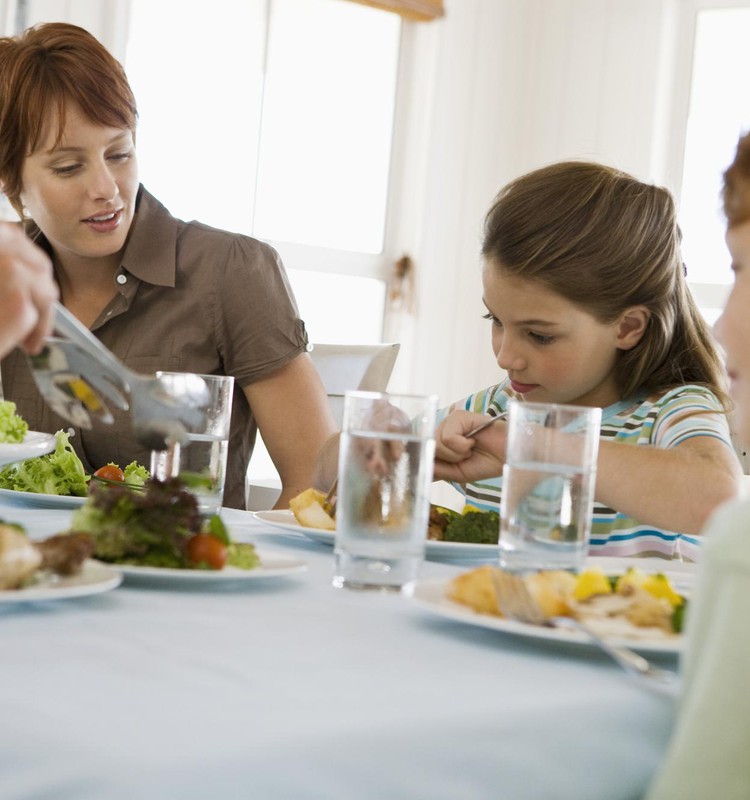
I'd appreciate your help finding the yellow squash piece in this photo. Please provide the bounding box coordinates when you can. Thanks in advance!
[641,573,684,607]
[573,567,613,602]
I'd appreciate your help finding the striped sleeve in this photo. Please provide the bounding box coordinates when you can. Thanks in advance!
[650,386,732,450]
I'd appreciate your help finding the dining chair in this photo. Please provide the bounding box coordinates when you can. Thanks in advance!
[244,342,400,510]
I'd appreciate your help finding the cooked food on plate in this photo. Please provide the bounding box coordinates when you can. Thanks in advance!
[289,488,335,530]
[428,505,499,544]
[288,486,499,544]
[0,522,93,590]
[448,564,686,636]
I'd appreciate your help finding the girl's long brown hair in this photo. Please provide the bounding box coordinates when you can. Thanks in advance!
[482,161,728,406]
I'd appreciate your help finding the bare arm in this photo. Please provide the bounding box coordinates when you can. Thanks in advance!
[595,435,741,534]
[433,408,742,534]
[0,224,57,358]
[244,353,336,509]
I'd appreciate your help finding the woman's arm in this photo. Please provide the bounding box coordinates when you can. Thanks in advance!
[244,353,336,509]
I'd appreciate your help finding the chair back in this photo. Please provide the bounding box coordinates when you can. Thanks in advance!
[245,342,400,510]
[310,342,400,425]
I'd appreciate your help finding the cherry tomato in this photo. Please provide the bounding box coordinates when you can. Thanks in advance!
[186,534,227,570]
[93,464,125,483]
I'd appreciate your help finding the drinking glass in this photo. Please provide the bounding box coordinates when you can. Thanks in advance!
[150,372,234,515]
[333,391,438,592]
[499,400,601,573]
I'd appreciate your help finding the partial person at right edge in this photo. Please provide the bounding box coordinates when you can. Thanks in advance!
[646,131,750,800]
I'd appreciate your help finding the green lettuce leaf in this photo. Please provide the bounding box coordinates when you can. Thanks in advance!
[0,401,29,444]
[0,430,88,496]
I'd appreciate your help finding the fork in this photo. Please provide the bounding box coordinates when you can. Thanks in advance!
[26,303,211,450]
[490,568,677,686]
[466,411,507,438]
[322,478,338,517]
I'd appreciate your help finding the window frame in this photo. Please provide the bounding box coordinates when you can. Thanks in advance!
[667,0,750,315]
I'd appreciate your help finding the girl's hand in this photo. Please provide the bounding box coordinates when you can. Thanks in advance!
[433,410,508,483]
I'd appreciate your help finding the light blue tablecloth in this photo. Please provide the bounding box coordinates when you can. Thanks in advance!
[0,498,677,800]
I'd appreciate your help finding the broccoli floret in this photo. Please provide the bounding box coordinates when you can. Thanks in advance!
[442,510,500,544]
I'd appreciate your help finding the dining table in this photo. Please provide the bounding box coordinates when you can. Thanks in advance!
[0,493,681,800]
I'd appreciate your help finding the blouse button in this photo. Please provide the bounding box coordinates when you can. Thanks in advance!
[116,274,127,285]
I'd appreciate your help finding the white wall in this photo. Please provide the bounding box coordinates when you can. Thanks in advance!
[4,0,691,412]
[386,0,684,408]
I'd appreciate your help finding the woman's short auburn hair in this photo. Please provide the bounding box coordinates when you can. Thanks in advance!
[0,22,138,217]
[723,132,750,228]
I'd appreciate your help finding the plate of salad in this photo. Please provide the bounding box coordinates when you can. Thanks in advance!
[0,430,149,508]
[69,477,306,584]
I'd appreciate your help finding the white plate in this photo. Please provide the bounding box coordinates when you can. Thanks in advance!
[0,559,121,604]
[0,486,87,509]
[0,431,56,467]
[403,577,684,654]
[110,553,308,583]
[252,510,499,561]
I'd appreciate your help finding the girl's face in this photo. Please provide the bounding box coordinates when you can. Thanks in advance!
[482,264,638,408]
[19,103,138,269]
[714,219,750,444]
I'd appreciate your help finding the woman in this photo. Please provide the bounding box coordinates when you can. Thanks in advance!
[0,23,335,508]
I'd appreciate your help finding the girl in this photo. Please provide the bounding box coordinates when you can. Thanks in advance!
[434,161,742,560]
[0,23,335,509]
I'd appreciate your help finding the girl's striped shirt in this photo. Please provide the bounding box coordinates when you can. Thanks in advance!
[438,381,734,561]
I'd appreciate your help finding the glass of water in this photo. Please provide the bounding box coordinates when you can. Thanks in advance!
[333,391,438,592]
[150,372,235,515]
[499,400,601,573]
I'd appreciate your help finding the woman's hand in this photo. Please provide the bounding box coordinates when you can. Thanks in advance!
[433,410,508,483]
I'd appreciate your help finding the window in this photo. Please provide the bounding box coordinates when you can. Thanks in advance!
[679,5,750,323]
[125,0,400,342]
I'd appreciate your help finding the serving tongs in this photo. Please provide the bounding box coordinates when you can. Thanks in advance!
[26,302,210,450]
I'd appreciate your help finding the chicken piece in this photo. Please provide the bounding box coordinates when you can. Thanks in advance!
[427,506,450,541]
[36,532,95,576]
[624,588,676,633]
[525,569,577,617]
[447,565,502,616]
[0,524,42,590]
